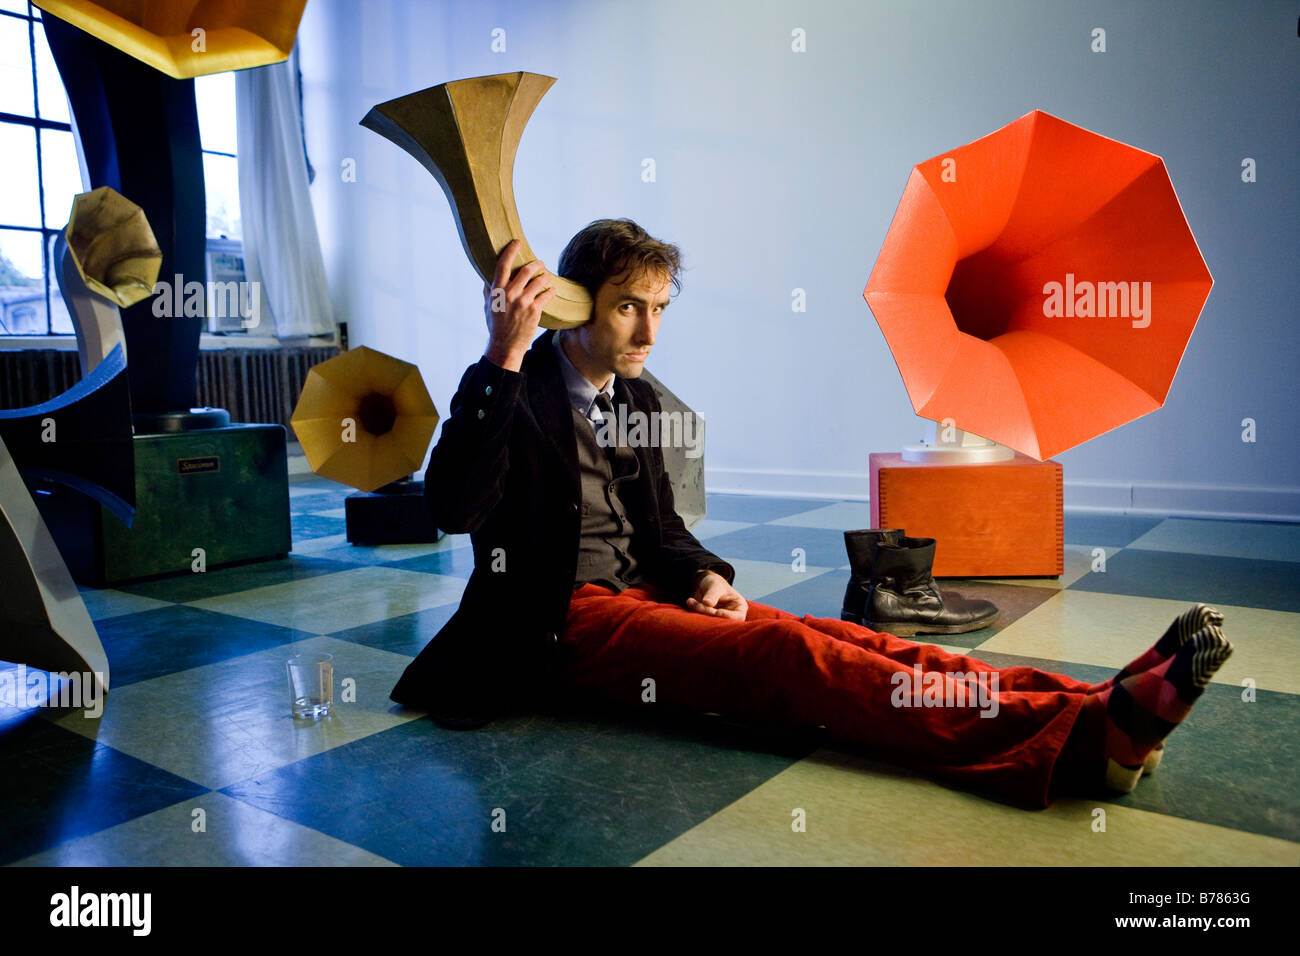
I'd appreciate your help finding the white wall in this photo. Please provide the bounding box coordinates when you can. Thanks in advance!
[297,0,1300,519]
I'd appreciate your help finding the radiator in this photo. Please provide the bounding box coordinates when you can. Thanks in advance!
[0,346,338,428]
[196,346,338,427]
[0,349,81,410]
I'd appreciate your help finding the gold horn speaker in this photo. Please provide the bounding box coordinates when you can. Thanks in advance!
[290,347,440,494]
[361,72,594,330]
[0,191,146,706]
[57,186,163,376]
[33,0,309,79]
[65,185,162,309]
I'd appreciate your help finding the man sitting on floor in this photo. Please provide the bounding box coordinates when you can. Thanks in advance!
[391,219,1233,807]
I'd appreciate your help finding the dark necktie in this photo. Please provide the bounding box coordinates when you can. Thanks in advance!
[591,392,637,475]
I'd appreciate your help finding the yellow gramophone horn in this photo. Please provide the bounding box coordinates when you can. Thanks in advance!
[34,0,308,80]
[361,72,594,330]
[65,186,162,309]
[290,347,440,494]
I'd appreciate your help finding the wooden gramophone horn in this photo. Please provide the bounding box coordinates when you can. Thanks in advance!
[361,72,593,330]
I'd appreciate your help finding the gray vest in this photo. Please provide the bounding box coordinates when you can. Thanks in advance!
[571,406,643,591]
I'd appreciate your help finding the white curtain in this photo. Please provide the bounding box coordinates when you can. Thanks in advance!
[234,46,335,339]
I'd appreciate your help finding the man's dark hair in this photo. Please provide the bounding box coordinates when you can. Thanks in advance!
[557,219,682,298]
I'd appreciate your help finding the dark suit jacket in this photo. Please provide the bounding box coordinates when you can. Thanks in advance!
[390,329,735,721]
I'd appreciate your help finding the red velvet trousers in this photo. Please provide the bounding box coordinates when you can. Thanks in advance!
[558,582,1096,808]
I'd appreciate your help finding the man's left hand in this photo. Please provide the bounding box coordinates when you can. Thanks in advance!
[684,570,748,622]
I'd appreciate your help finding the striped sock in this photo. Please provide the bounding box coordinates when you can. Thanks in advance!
[1088,604,1224,695]
[1086,623,1233,793]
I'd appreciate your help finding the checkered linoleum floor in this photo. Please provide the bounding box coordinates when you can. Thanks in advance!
[2,468,1297,866]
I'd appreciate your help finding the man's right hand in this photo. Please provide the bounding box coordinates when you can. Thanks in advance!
[483,238,558,372]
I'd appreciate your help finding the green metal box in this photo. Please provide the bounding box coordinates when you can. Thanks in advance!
[36,424,291,586]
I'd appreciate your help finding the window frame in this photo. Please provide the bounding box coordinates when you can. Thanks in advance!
[0,2,74,337]
[0,4,258,344]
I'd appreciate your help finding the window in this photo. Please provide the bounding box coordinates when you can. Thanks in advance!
[195,69,250,334]
[0,2,244,337]
[196,70,241,243]
[0,0,80,335]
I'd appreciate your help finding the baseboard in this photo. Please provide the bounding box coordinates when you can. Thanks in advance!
[706,467,1300,522]
[1061,479,1300,522]
[705,468,869,502]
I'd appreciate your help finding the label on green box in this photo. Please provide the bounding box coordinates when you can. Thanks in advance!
[177,456,220,475]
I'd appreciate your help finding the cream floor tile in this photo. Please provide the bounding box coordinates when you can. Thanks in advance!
[636,748,1300,866]
[12,791,398,866]
[729,558,834,601]
[919,642,982,657]
[973,545,1123,590]
[350,541,444,561]
[47,635,425,791]
[1130,519,1300,563]
[691,518,756,540]
[768,500,872,530]
[368,532,471,560]
[308,507,348,519]
[321,535,469,564]
[975,591,1300,694]
[288,480,340,499]
[79,589,175,620]
[291,533,349,555]
[185,566,467,633]
[425,532,471,552]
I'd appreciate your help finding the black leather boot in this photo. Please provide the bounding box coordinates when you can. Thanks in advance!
[841,528,904,623]
[867,536,1000,636]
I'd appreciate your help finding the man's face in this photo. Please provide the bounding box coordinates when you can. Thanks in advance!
[569,268,670,384]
